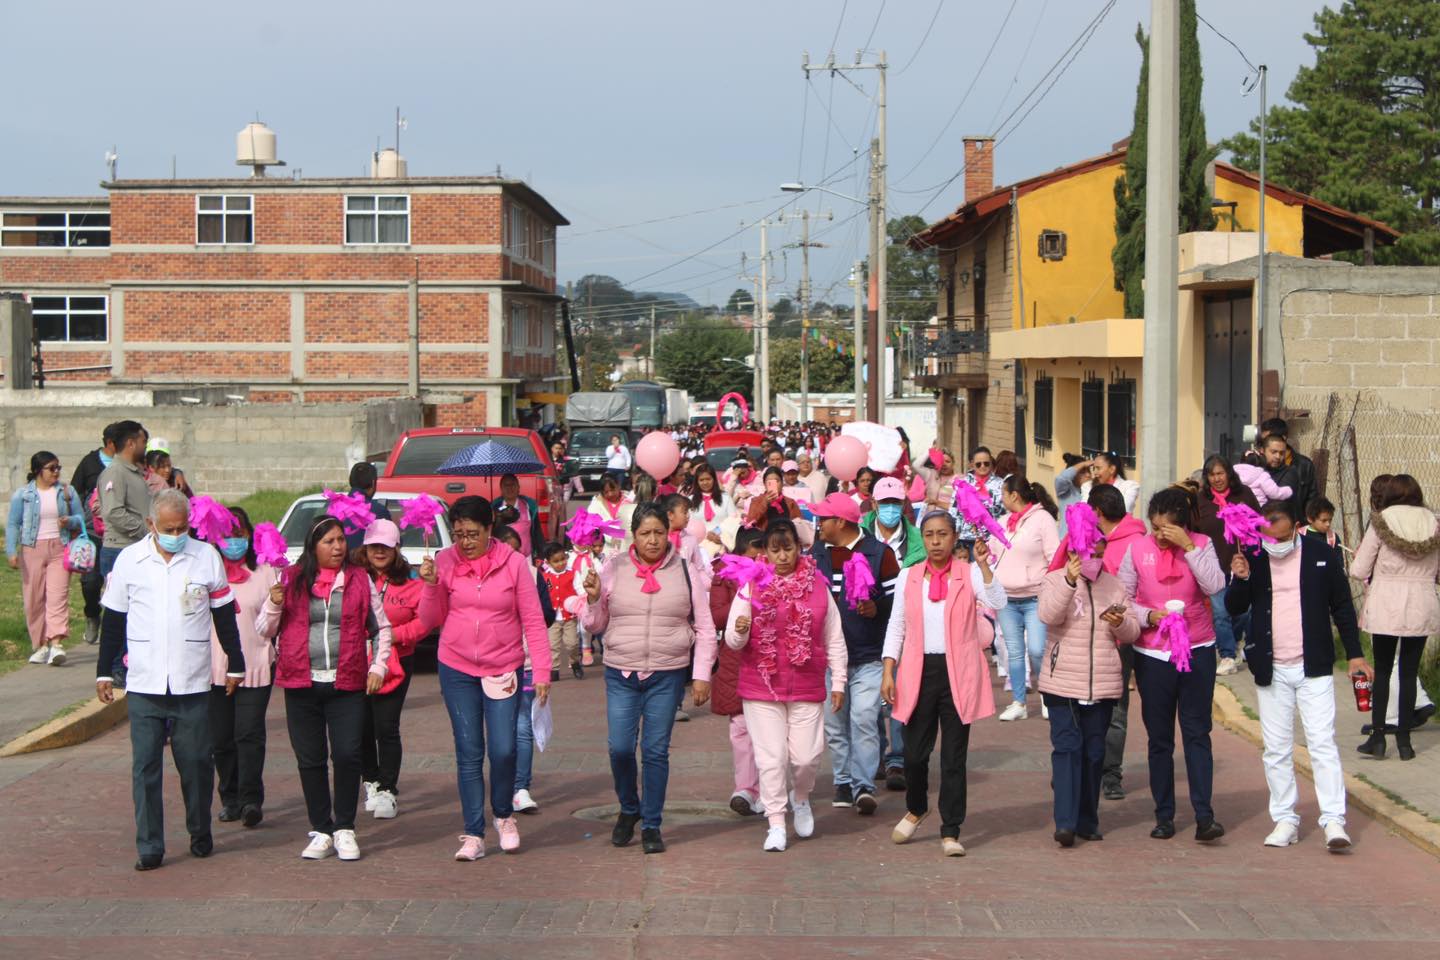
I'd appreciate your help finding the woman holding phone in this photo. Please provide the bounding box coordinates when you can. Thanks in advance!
[745,466,802,532]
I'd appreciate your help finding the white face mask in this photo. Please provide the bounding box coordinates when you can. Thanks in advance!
[1262,537,1297,559]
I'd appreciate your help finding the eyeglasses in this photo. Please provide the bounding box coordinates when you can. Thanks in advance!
[42,464,61,473]
[973,460,992,468]
[452,530,487,542]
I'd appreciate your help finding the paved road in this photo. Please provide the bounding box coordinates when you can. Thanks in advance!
[0,656,1435,959]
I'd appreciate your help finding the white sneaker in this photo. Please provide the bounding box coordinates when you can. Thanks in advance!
[1041,703,1049,720]
[791,798,815,839]
[1217,657,1239,676]
[1263,822,1299,847]
[363,781,379,812]
[301,832,334,860]
[998,701,1028,722]
[371,790,397,819]
[333,829,361,861]
[1323,821,1351,852]
[28,647,49,664]
[46,645,66,666]
[513,789,539,814]
[763,825,787,852]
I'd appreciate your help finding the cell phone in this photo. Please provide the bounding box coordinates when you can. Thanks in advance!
[1103,602,1127,617]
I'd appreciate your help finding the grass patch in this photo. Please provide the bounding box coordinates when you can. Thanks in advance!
[231,487,323,527]
[1353,773,1440,826]
[0,562,87,667]
[1333,631,1439,707]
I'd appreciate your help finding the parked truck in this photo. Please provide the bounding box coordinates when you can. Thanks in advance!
[565,392,633,492]
[665,387,689,425]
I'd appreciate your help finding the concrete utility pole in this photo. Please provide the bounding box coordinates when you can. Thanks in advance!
[1139,0,1180,508]
[867,139,882,422]
[648,304,657,379]
[759,219,771,423]
[782,208,831,423]
[1255,63,1268,414]
[851,261,865,420]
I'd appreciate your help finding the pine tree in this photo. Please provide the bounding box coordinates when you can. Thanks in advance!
[1112,0,1217,318]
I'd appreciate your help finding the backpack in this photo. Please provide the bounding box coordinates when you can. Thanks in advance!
[64,489,97,574]
[87,487,106,538]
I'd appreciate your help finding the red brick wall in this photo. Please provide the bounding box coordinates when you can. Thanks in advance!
[419,292,488,343]
[431,392,488,428]
[126,290,290,342]
[106,251,504,282]
[126,350,289,378]
[305,292,408,342]
[110,193,191,244]
[306,351,408,379]
[412,195,501,245]
[39,348,111,382]
[0,255,112,284]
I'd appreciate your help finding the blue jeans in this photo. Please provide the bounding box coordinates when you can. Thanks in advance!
[604,666,687,830]
[514,687,536,792]
[1045,694,1115,834]
[823,659,883,794]
[1210,584,1248,659]
[997,595,1046,704]
[878,701,905,770]
[438,662,521,837]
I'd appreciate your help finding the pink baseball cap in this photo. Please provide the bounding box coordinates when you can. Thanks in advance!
[872,477,907,502]
[363,519,401,548]
[810,492,861,524]
[782,460,799,472]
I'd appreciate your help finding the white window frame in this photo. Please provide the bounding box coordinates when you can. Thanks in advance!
[510,302,527,352]
[30,294,109,343]
[1,210,111,249]
[344,194,410,245]
[195,194,254,246]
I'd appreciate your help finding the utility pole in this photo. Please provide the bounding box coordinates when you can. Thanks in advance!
[1139,0,1179,507]
[781,208,831,423]
[866,139,882,422]
[1255,63,1268,419]
[851,261,865,420]
[648,304,657,379]
[759,219,770,424]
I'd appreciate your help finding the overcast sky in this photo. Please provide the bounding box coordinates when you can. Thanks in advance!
[2,0,1331,308]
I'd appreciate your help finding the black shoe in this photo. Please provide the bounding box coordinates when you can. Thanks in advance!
[611,812,641,847]
[241,804,263,828]
[832,784,854,808]
[884,766,907,791]
[1150,820,1176,840]
[1396,731,1416,761]
[1360,722,1400,735]
[1356,731,1387,759]
[189,834,214,858]
[572,662,584,680]
[1077,831,1104,842]
[1102,781,1125,801]
[641,828,666,854]
[1194,819,1225,843]
[134,854,163,871]
[218,805,241,823]
[729,793,758,816]
[1054,828,1076,848]
[854,790,879,816]
[1414,704,1436,728]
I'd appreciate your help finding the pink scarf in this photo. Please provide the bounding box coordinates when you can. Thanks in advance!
[751,556,818,694]
[454,547,497,581]
[1005,503,1035,534]
[223,558,251,585]
[970,473,990,496]
[1210,486,1231,507]
[668,530,684,551]
[926,558,952,602]
[1154,540,1185,582]
[630,547,663,594]
[701,493,716,522]
[312,566,339,599]
[601,496,622,520]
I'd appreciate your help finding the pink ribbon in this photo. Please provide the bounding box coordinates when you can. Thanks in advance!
[1158,612,1192,673]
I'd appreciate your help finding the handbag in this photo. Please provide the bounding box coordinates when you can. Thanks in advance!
[63,489,97,574]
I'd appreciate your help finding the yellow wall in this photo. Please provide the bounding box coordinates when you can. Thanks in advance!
[1213,178,1305,255]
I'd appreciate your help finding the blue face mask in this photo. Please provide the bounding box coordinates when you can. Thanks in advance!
[876,503,904,528]
[155,531,189,553]
[219,537,250,560]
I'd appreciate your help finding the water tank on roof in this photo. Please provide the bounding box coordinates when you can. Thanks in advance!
[236,122,278,166]
[372,147,408,178]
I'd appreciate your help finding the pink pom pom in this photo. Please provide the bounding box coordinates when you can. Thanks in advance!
[952,477,1011,549]
[843,553,877,610]
[565,511,626,547]
[398,494,445,535]
[324,488,377,535]
[716,555,774,608]
[1217,502,1274,553]
[1158,612,1192,673]
[189,495,237,545]
[1065,503,1103,559]
[252,522,290,567]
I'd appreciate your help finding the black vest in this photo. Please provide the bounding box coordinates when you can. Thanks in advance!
[812,533,892,665]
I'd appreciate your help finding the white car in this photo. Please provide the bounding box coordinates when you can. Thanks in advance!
[276,492,452,566]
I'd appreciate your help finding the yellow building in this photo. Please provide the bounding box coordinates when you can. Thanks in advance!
[910,138,1397,495]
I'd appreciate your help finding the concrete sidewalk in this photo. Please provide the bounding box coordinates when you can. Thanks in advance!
[0,641,105,748]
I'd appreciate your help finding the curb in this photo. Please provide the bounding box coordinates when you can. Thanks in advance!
[0,690,128,757]
[1211,682,1440,860]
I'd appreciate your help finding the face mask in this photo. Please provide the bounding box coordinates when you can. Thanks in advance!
[876,504,904,528]
[219,537,250,560]
[155,531,189,553]
[1262,538,1297,559]
[1080,556,1105,581]
[98,451,114,468]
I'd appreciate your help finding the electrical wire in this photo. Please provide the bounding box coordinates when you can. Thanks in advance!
[861,0,888,56]
[828,0,850,57]
[894,0,945,75]
[987,0,1049,130]
[1196,10,1259,75]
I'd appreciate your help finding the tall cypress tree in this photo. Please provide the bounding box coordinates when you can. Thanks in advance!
[1112,0,1217,318]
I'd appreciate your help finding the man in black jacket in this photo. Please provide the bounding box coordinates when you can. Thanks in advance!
[69,422,119,644]
[1249,418,1317,519]
[1226,501,1372,852]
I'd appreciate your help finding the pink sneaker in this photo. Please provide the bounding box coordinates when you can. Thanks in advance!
[454,834,485,861]
[496,816,521,853]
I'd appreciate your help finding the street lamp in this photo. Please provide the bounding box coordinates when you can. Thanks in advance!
[780,182,865,205]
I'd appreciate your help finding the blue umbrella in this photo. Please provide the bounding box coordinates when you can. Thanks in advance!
[437,440,544,477]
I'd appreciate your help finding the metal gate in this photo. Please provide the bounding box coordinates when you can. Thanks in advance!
[1203,293,1253,461]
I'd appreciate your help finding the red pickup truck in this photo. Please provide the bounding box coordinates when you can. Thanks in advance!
[375,427,564,541]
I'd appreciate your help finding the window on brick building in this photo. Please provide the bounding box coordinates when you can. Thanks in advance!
[1107,377,1137,468]
[31,295,108,342]
[507,204,533,261]
[345,195,409,244]
[510,302,528,351]
[1032,375,1054,451]
[2,211,110,248]
[196,195,253,244]
[1080,377,1105,457]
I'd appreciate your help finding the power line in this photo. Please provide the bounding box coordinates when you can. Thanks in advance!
[828,0,850,56]
[894,0,946,75]
[1196,10,1259,75]
[861,0,888,55]
[987,0,1049,129]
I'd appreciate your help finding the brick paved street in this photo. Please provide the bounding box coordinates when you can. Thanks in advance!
[0,663,1435,960]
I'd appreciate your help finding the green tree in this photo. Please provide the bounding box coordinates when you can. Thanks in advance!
[887,214,939,331]
[654,316,753,400]
[725,288,754,314]
[768,336,851,395]
[1112,0,1217,318]
[574,330,619,391]
[1222,0,1440,264]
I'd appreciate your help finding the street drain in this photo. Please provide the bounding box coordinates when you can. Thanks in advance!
[572,801,743,826]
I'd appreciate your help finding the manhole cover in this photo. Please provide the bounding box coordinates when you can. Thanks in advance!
[572,801,743,826]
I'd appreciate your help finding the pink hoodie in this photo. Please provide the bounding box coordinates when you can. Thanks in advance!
[419,542,553,680]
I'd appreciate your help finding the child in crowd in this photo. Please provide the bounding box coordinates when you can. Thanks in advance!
[570,537,606,665]
[1300,497,1345,563]
[541,541,584,680]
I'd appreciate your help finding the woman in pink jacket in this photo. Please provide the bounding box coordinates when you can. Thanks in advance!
[580,503,717,855]
[1350,474,1440,762]
[355,519,428,821]
[1037,531,1140,847]
[990,476,1061,721]
[418,496,552,861]
[724,518,847,852]
[880,512,1007,857]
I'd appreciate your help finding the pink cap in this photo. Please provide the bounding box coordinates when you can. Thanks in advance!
[810,492,861,524]
[363,518,401,548]
[872,477,907,502]
[782,460,799,472]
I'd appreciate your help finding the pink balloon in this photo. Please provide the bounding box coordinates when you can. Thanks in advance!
[685,516,707,541]
[825,435,867,482]
[635,431,681,481]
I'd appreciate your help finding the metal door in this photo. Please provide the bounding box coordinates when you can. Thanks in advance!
[1202,293,1253,461]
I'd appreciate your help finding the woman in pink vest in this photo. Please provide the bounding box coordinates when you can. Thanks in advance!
[880,511,1007,857]
[355,519,428,821]
[417,496,552,862]
[724,519,847,852]
[580,503,717,855]
[1116,486,1227,843]
[256,517,391,862]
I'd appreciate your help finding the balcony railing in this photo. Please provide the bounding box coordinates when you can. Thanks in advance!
[913,318,989,389]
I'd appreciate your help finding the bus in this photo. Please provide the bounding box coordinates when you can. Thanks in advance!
[613,380,667,431]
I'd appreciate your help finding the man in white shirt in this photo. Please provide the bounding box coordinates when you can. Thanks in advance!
[97,489,246,872]
[604,434,632,487]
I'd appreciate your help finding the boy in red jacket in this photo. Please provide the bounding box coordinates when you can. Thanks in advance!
[541,542,583,680]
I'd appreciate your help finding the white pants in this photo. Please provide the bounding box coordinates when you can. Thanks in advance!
[1256,664,1346,827]
[743,699,825,826]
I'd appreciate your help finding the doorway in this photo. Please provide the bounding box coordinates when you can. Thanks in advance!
[1203,292,1254,461]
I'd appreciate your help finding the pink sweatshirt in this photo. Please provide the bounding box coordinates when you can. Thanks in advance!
[419,542,553,680]
[1234,462,1291,507]
[989,506,1061,597]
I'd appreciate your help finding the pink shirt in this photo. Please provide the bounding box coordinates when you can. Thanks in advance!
[36,487,60,540]
[1269,539,1305,665]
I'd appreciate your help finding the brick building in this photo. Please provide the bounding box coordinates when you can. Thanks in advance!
[0,135,568,427]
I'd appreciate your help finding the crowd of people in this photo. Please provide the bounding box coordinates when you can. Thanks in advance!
[7,414,1435,870]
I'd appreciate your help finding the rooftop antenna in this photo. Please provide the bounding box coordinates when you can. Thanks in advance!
[394,107,407,154]
[104,147,118,181]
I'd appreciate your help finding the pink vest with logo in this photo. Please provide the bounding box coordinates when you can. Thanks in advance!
[1129,533,1216,652]
[892,562,996,726]
[735,569,833,703]
[274,565,372,690]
